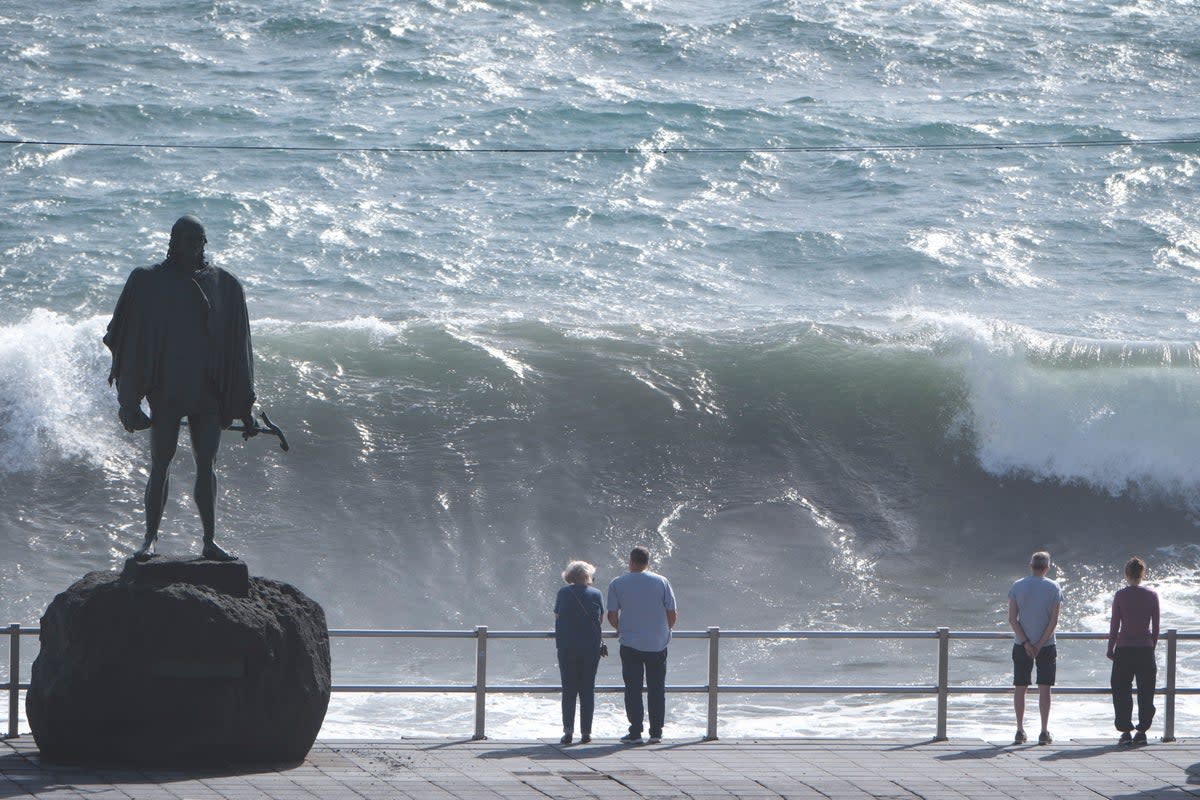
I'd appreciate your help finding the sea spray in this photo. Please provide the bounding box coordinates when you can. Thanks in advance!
[0,310,129,474]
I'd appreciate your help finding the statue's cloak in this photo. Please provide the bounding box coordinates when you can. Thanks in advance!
[104,261,255,428]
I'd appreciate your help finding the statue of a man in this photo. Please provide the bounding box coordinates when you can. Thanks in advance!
[104,215,257,562]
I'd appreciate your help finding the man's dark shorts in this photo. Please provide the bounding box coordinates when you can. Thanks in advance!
[1012,643,1057,686]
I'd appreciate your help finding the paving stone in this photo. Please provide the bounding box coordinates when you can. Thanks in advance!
[6,737,1200,799]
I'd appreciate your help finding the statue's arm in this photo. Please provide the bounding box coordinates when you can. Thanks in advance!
[105,269,153,429]
[216,272,257,430]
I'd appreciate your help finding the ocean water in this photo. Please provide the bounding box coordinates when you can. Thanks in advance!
[3,0,1200,741]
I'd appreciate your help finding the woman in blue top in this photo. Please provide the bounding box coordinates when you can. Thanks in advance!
[554,560,604,744]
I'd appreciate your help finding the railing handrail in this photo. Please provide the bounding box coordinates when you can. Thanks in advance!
[327,628,1200,639]
[6,624,1195,742]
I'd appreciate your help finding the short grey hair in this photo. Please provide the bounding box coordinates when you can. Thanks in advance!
[1030,551,1051,570]
[562,560,595,585]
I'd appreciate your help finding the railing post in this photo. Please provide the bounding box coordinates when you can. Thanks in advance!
[935,627,949,741]
[705,627,719,741]
[473,626,487,740]
[7,624,19,739]
[1164,628,1177,743]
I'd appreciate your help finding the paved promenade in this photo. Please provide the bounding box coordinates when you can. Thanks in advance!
[3,735,1199,799]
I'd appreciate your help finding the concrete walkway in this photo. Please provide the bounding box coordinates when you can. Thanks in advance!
[3,735,1199,799]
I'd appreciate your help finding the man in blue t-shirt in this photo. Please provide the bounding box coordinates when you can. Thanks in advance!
[607,545,677,744]
[1007,550,1063,746]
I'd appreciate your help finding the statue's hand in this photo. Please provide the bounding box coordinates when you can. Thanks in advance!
[119,405,151,432]
[241,414,259,440]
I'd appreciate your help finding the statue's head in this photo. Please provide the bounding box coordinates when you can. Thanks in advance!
[167,215,207,263]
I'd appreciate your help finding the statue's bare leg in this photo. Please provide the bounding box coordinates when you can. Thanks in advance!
[189,412,234,561]
[136,415,181,561]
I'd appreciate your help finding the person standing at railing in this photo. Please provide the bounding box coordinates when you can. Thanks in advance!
[1007,550,1062,746]
[1107,556,1160,746]
[554,560,605,745]
[607,545,677,745]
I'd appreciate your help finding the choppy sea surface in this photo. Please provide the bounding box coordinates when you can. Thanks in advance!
[3,0,1200,740]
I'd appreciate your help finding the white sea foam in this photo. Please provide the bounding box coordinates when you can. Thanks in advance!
[895,311,1200,508]
[908,225,1048,289]
[964,338,1200,506]
[444,326,533,381]
[0,310,130,474]
[318,685,1200,742]
[255,315,410,344]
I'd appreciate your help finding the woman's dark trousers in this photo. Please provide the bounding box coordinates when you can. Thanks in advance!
[558,648,600,735]
[1111,646,1157,732]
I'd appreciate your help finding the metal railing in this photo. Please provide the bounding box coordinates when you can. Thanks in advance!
[6,624,1198,741]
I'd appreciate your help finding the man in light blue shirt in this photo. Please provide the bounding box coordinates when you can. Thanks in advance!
[607,546,677,744]
[1007,550,1063,746]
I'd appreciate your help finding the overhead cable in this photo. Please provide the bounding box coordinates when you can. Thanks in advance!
[2,135,1199,156]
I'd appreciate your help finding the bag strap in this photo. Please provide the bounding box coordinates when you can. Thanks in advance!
[569,584,602,630]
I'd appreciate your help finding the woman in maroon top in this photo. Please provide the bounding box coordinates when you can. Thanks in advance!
[1107,556,1160,745]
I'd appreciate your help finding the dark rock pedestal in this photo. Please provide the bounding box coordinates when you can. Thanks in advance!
[26,558,331,765]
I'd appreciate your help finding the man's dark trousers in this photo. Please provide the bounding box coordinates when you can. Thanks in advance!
[621,645,667,737]
[1111,646,1156,732]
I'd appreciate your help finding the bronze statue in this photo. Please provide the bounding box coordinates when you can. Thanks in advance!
[104,215,257,562]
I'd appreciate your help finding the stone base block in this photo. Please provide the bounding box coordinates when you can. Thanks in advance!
[26,560,330,765]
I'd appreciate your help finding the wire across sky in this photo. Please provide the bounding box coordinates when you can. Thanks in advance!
[3,135,1199,157]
